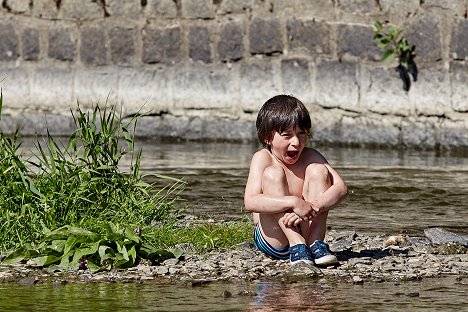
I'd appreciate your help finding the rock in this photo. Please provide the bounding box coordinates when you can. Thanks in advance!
[436,243,467,255]
[383,234,406,247]
[17,277,38,285]
[352,275,364,284]
[280,262,323,281]
[329,231,357,252]
[424,228,468,246]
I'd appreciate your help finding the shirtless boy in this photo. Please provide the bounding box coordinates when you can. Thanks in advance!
[244,95,347,265]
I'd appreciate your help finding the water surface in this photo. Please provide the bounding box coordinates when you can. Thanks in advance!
[134,140,468,236]
[0,276,466,311]
[10,139,468,311]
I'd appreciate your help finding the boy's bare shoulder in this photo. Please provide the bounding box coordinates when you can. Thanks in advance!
[301,147,327,163]
[251,148,275,166]
[252,148,272,161]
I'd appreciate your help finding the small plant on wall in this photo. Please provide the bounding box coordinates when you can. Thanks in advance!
[373,20,418,91]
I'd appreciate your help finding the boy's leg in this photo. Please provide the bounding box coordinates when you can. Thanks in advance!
[257,165,306,248]
[300,163,332,245]
[300,163,338,265]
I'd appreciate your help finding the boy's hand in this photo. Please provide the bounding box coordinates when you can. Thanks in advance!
[283,212,303,227]
[292,198,317,221]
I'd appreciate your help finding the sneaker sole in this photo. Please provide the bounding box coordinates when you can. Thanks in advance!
[314,255,338,266]
[290,259,314,266]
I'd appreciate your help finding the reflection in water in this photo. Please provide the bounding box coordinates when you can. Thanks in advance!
[248,281,331,312]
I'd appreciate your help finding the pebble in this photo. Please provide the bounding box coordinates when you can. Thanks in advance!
[0,230,466,285]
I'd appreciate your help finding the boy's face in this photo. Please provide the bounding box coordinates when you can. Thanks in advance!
[267,126,308,165]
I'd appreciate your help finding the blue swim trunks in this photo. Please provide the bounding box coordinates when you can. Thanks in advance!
[253,224,289,260]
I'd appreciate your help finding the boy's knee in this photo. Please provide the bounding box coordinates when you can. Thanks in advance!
[263,165,287,184]
[305,163,329,181]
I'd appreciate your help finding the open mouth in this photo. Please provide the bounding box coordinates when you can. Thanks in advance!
[287,151,299,158]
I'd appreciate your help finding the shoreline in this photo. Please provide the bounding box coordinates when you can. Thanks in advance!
[0,228,466,286]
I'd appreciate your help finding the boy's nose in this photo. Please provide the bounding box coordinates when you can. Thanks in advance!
[290,135,300,145]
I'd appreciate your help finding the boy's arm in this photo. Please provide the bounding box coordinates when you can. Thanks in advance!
[243,151,310,216]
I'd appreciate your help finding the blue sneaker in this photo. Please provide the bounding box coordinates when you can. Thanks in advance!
[310,240,338,266]
[289,244,314,265]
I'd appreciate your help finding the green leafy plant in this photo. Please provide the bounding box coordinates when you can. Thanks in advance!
[373,20,418,91]
[3,222,182,271]
[0,95,184,252]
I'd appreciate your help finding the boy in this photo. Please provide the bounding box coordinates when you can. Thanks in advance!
[244,95,347,266]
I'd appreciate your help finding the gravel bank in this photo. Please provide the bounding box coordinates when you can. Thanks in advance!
[0,228,466,286]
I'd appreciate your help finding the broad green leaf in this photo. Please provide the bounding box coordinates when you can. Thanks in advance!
[2,247,27,264]
[30,255,61,267]
[71,242,100,264]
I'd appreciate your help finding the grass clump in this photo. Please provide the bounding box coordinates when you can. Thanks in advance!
[0,90,183,253]
[0,91,253,271]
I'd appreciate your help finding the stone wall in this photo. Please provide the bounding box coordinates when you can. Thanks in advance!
[1,0,468,149]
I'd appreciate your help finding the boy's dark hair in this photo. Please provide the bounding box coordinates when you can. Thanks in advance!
[256,95,311,148]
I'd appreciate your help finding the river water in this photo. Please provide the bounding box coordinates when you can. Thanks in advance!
[4,140,468,311]
[136,140,468,236]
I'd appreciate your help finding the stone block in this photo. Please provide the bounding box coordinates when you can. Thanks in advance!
[5,0,30,13]
[439,120,468,148]
[203,118,256,141]
[74,68,119,108]
[310,109,342,144]
[249,18,283,55]
[409,67,450,116]
[109,27,135,65]
[59,0,104,20]
[48,26,77,61]
[218,21,244,61]
[422,0,465,12]
[338,0,379,14]
[272,0,335,19]
[0,23,18,61]
[80,26,107,66]
[219,0,253,14]
[31,0,59,19]
[0,67,30,111]
[106,0,141,18]
[142,25,182,64]
[31,67,75,113]
[315,61,360,112]
[364,67,411,116]
[145,0,177,18]
[188,26,211,63]
[239,60,279,112]
[340,116,400,147]
[451,18,468,61]
[337,24,380,61]
[405,14,442,63]
[22,28,40,61]
[287,19,331,55]
[451,62,468,112]
[379,0,419,16]
[117,67,173,113]
[1,113,75,136]
[181,0,214,19]
[281,58,313,104]
[173,64,239,114]
[401,119,437,148]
